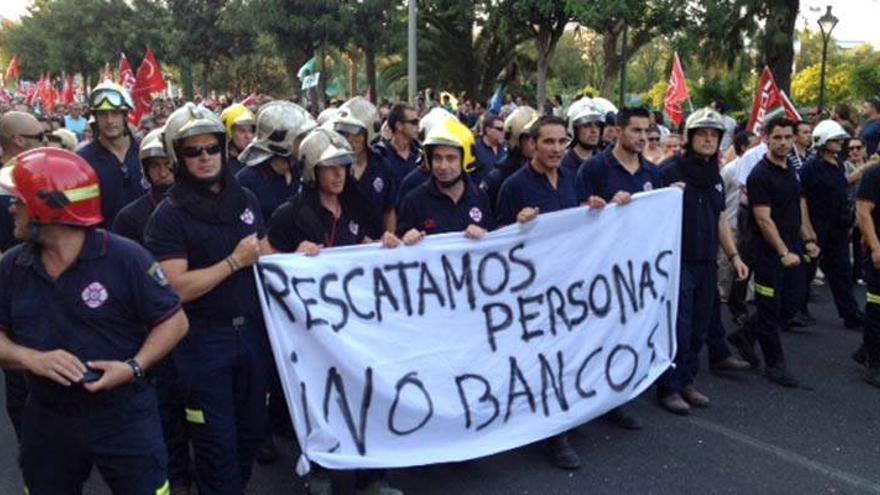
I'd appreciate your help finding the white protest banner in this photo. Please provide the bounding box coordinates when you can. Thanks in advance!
[255,188,682,472]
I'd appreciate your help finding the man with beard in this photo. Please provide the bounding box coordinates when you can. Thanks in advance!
[78,82,148,229]
[561,100,604,173]
[656,108,750,414]
[0,148,187,494]
[144,103,269,494]
[219,103,256,176]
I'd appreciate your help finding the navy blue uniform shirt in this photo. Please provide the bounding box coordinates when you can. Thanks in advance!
[353,150,398,237]
[660,157,725,262]
[495,163,578,226]
[857,165,880,237]
[78,138,148,229]
[575,148,663,202]
[561,148,588,174]
[235,160,299,221]
[111,191,162,246]
[397,177,494,236]
[473,138,505,185]
[798,155,852,239]
[144,190,264,323]
[0,229,181,400]
[861,118,880,156]
[396,167,430,208]
[747,158,802,256]
[375,139,421,187]
[267,186,373,252]
[481,150,526,211]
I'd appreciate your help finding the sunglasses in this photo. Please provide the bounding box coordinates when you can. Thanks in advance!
[179,143,223,158]
[648,137,660,142]
[849,145,864,151]
[490,126,505,132]
[402,118,420,126]
[19,132,45,142]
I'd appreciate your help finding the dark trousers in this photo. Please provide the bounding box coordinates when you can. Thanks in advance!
[21,385,168,495]
[173,319,272,495]
[153,357,192,486]
[853,228,863,281]
[707,290,733,365]
[804,232,861,320]
[4,369,27,442]
[863,261,880,366]
[728,207,753,319]
[782,254,808,321]
[658,261,716,396]
[751,252,788,368]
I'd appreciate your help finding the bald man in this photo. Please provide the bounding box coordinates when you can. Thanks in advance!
[0,111,45,165]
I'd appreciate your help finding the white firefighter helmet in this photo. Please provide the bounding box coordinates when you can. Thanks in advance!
[812,119,850,148]
[139,127,167,163]
[566,98,605,136]
[163,103,225,168]
[298,128,356,185]
[503,106,539,151]
[685,107,726,135]
[239,101,316,166]
[333,96,380,144]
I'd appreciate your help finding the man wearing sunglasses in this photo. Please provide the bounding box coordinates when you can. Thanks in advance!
[144,103,269,495]
[77,82,148,230]
[0,110,46,447]
[375,103,421,187]
[472,112,506,184]
[799,120,864,330]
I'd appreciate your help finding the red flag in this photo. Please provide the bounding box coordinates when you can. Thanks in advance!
[62,74,76,106]
[24,83,37,107]
[746,67,802,134]
[118,53,136,93]
[37,74,56,112]
[130,48,167,126]
[4,55,20,85]
[663,53,690,127]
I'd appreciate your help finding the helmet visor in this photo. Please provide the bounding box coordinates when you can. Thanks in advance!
[333,121,366,137]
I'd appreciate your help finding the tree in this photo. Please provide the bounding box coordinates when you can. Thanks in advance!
[343,0,401,102]
[570,0,689,99]
[508,0,570,108]
[757,0,798,94]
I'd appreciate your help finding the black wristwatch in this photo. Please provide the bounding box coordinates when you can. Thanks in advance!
[125,358,145,381]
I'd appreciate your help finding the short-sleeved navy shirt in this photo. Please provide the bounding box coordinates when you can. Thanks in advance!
[397,177,495,236]
[561,148,587,174]
[660,157,725,262]
[267,187,371,252]
[747,158,802,256]
[144,190,264,322]
[111,192,162,246]
[353,151,398,236]
[375,139,421,187]
[235,160,299,221]
[396,167,430,208]
[0,229,181,399]
[861,118,880,157]
[575,148,663,202]
[798,155,852,239]
[78,138,149,229]
[857,165,880,237]
[473,138,505,185]
[495,163,578,226]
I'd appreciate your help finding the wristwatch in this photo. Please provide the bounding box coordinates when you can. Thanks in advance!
[125,358,145,381]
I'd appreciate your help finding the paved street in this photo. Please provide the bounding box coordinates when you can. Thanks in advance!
[2,284,879,494]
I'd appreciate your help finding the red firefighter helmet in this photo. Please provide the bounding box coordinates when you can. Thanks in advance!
[0,147,103,227]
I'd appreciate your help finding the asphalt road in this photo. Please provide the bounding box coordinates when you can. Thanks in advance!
[1,284,879,494]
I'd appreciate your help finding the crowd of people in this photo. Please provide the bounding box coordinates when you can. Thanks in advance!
[0,79,877,495]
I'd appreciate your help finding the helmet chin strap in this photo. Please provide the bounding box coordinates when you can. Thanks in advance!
[436,172,464,189]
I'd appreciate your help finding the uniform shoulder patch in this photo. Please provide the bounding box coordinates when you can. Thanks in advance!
[148,262,169,286]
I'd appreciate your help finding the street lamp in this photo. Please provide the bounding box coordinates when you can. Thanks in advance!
[817,5,838,115]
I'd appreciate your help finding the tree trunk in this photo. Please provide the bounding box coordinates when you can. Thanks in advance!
[346,51,359,98]
[601,30,622,97]
[365,47,377,104]
[761,0,798,94]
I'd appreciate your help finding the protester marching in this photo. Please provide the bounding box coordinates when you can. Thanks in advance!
[0,2,879,494]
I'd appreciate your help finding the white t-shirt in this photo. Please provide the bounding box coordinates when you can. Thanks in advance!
[720,159,740,229]
[734,142,768,206]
